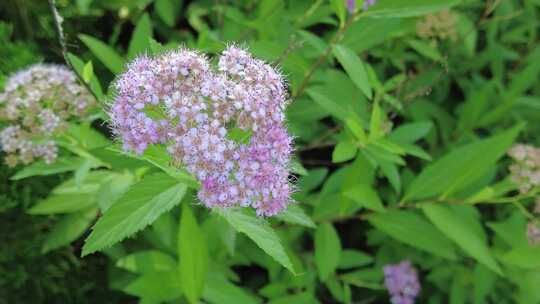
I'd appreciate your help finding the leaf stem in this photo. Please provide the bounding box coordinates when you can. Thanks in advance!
[47,0,100,102]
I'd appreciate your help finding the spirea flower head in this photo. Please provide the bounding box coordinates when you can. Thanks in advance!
[110,46,293,216]
[507,144,540,194]
[0,64,95,166]
[416,10,458,41]
[383,260,421,304]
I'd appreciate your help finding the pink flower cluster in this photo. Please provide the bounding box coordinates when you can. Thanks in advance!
[110,46,293,216]
[0,64,95,166]
[384,260,421,304]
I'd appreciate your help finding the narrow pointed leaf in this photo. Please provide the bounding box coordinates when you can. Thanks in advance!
[82,173,187,256]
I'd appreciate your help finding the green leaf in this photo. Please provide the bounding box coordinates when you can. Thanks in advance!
[298,168,328,193]
[66,52,104,100]
[315,223,342,281]
[368,209,457,260]
[149,38,167,55]
[107,145,199,187]
[79,34,124,74]
[226,127,253,145]
[116,250,177,273]
[332,44,372,99]
[11,157,85,180]
[276,204,316,228]
[407,39,442,61]
[422,204,502,274]
[203,273,261,304]
[291,160,309,176]
[123,271,182,302]
[82,173,187,256]
[269,292,320,304]
[128,13,153,60]
[338,250,373,269]
[217,208,295,273]
[369,101,385,140]
[345,116,367,143]
[501,246,540,269]
[179,203,208,304]
[82,61,93,83]
[343,184,384,212]
[332,141,358,163]
[404,126,522,201]
[368,0,461,18]
[52,171,111,195]
[388,121,433,144]
[28,194,96,215]
[155,0,181,27]
[97,172,135,212]
[41,208,96,253]
[379,161,401,193]
[306,89,349,121]
[487,212,528,248]
[330,0,346,27]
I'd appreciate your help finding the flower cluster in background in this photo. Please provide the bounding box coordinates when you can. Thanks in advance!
[384,260,421,304]
[111,46,293,216]
[346,0,377,14]
[508,144,540,194]
[525,198,540,245]
[0,64,95,166]
[416,10,458,41]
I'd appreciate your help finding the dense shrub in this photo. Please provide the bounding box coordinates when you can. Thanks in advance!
[1,0,539,303]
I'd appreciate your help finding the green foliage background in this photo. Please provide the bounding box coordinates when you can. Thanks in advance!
[1,0,540,303]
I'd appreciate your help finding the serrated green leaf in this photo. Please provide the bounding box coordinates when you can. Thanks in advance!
[217,208,295,274]
[422,204,502,274]
[315,223,342,281]
[179,203,208,304]
[82,173,187,256]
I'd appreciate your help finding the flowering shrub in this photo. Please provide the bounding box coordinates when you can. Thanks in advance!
[0,64,95,166]
[2,0,540,304]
